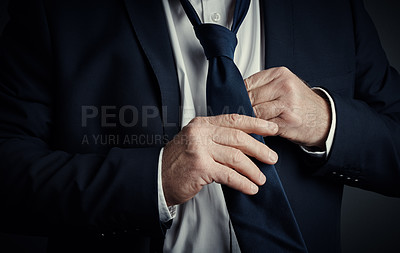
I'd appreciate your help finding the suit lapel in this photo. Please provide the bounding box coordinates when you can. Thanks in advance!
[123,0,181,140]
[261,0,295,69]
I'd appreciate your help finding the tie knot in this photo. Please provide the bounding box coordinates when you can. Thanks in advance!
[194,24,237,60]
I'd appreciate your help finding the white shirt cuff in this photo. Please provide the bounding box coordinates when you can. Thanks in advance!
[158,148,177,223]
[300,87,337,158]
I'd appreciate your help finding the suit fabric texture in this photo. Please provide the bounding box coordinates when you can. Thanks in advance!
[0,0,399,252]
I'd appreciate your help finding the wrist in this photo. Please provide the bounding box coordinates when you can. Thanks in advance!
[309,88,332,149]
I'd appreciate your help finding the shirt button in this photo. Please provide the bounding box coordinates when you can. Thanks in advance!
[211,12,221,22]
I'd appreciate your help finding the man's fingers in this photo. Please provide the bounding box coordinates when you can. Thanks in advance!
[204,114,279,137]
[211,162,259,195]
[245,67,287,91]
[210,143,267,185]
[212,127,278,165]
[248,83,281,106]
[253,100,284,121]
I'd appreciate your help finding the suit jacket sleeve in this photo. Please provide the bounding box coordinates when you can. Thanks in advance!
[0,0,165,237]
[311,0,400,197]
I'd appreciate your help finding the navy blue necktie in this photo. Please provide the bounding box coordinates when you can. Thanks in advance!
[179,0,308,252]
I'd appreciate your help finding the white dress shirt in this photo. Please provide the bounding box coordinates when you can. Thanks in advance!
[157,0,337,252]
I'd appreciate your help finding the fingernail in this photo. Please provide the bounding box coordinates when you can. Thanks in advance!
[259,173,266,184]
[269,123,278,132]
[265,121,277,132]
[251,184,259,194]
[270,151,278,163]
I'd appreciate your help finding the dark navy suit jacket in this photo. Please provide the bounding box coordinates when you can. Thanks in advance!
[0,0,399,252]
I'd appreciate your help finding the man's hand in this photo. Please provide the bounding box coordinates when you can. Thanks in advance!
[162,114,279,206]
[245,67,331,149]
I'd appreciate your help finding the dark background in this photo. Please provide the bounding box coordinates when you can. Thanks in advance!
[0,0,399,252]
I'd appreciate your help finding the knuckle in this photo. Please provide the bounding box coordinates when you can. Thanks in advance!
[230,149,243,165]
[281,81,294,95]
[226,170,237,186]
[182,127,196,140]
[287,79,297,90]
[185,122,202,136]
[277,66,289,74]
[248,90,256,104]
[229,113,242,125]
[272,67,283,76]
[184,122,194,132]
[272,100,283,115]
[190,116,204,125]
[252,105,260,118]
[232,130,245,145]
[281,66,290,72]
